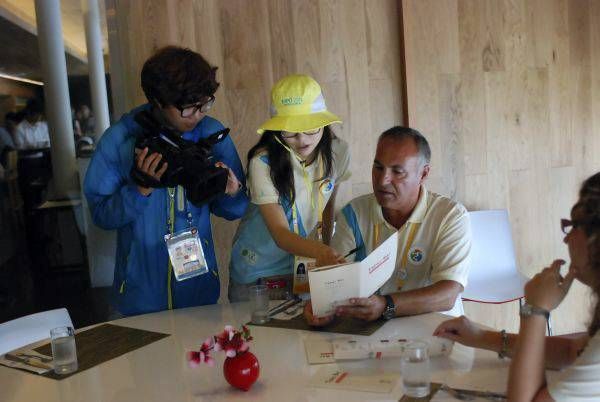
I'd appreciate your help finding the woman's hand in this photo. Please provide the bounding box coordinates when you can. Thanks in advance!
[215,162,242,196]
[315,245,345,267]
[525,259,575,311]
[433,316,488,348]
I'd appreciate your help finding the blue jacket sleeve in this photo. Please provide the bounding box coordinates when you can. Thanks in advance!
[209,133,249,220]
[83,133,151,230]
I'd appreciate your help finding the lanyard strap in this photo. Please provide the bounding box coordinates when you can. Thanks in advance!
[166,186,193,235]
[165,186,194,311]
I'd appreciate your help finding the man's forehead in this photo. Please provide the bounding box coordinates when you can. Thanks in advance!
[374,138,421,165]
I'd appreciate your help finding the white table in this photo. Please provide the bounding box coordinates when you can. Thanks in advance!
[0,303,511,402]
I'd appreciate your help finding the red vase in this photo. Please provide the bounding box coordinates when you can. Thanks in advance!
[223,351,260,391]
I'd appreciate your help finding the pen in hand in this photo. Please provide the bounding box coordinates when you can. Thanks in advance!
[343,246,360,259]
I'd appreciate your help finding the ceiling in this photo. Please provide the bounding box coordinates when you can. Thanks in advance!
[0,0,109,81]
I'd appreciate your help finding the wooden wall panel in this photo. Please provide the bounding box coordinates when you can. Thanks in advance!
[107,0,404,302]
[404,0,600,334]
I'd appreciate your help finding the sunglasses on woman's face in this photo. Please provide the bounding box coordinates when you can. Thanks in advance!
[561,218,584,235]
[281,128,322,139]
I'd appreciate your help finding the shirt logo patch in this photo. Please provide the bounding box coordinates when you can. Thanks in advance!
[408,246,425,265]
[320,179,334,194]
[241,248,257,266]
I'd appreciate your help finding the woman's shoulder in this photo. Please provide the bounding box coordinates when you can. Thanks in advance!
[248,148,270,167]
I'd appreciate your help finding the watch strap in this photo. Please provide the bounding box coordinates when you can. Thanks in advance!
[382,294,396,320]
[520,303,550,320]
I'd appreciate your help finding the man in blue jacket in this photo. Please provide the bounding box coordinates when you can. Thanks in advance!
[84,46,249,316]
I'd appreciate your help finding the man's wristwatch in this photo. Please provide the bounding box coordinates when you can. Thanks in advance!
[519,303,550,320]
[382,294,396,320]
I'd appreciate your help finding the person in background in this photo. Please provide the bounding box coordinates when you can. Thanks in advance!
[84,46,248,316]
[0,113,16,167]
[434,172,600,402]
[71,107,82,140]
[4,112,21,142]
[13,99,50,150]
[76,104,95,138]
[305,127,471,326]
[228,74,350,301]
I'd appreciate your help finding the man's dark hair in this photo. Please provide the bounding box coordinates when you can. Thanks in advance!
[25,98,44,117]
[378,126,431,164]
[141,46,219,108]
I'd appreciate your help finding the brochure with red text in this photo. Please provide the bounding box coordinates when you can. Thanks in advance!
[308,232,398,316]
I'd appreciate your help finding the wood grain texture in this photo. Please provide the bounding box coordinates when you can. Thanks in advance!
[107,0,404,303]
[404,0,600,334]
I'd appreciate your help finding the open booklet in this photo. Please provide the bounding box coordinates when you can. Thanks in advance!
[308,232,398,316]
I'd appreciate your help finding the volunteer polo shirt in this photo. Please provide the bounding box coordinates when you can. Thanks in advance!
[330,187,471,316]
[229,137,351,284]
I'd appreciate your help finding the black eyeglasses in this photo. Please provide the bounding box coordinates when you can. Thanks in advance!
[561,218,583,234]
[177,96,215,118]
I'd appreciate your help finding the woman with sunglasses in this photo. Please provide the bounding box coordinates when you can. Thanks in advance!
[433,172,600,401]
[228,74,351,301]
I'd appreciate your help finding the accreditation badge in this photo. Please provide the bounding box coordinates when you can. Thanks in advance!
[164,227,208,281]
[293,255,316,294]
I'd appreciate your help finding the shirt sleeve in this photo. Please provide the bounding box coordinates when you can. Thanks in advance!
[333,138,351,183]
[13,124,26,149]
[248,154,280,205]
[548,334,600,402]
[83,131,152,230]
[429,205,471,288]
[208,131,249,220]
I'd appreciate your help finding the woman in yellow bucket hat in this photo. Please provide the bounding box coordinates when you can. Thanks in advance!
[229,74,351,301]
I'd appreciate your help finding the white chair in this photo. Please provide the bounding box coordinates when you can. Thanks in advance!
[0,308,73,356]
[463,210,552,334]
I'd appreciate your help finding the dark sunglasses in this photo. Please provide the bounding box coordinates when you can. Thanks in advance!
[561,218,584,235]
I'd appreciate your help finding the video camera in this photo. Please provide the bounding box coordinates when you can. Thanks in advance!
[131,109,229,206]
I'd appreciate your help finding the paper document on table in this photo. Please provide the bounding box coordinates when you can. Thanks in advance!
[309,365,399,393]
[308,232,398,316]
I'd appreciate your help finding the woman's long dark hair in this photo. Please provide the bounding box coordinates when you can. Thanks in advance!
[247,126,335,206]
[576,172,600,336]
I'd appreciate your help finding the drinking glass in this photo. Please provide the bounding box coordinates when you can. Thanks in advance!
[401,341,430,397]
[50,326,78,375]
[248,285,270,324]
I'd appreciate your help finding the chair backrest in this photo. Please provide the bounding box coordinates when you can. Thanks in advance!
[467,209,519,284]
[0,308,73,355]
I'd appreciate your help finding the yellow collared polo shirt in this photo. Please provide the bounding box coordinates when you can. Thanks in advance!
[330,187,471,316]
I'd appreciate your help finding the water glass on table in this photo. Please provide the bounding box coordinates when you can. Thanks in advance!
[50,326,78,375]
[401,340,430,398]
[248,284,270,324]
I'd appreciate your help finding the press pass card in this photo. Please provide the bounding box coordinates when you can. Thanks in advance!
[165,228,208,281]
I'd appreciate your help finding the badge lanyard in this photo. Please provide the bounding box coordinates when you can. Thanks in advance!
[164,186,209,308]
[290,154,326,294]
[373,221,420,290]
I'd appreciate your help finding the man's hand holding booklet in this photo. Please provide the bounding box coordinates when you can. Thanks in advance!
[308,232,399,317]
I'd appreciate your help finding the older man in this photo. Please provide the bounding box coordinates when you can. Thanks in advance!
[305,126,471,325]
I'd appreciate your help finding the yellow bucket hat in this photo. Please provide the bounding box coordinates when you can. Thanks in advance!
[257,74,342,134]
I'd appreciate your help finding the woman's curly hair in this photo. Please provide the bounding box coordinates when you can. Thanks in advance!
[576,172,600,335]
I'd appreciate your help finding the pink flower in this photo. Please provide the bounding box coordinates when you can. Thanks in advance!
[187,338,215,367]
[187,325,253,369]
